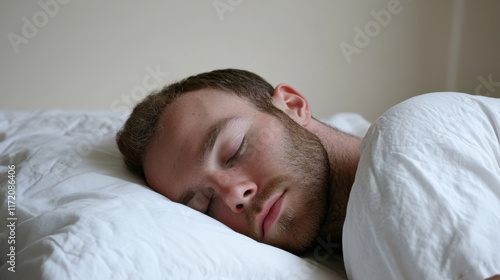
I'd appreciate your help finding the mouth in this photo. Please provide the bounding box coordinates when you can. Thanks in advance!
[257,191,286,238]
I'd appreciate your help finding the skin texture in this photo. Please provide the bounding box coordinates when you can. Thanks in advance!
[143,84,361,252]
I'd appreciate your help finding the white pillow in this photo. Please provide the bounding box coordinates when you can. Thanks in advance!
[321,112,370,138]
[0,110,346,279]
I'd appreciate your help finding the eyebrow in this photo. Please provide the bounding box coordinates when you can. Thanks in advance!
[178,117,237,206]
[199,117,236,164]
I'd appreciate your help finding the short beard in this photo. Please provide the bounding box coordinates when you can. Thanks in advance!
[254,109,332,253]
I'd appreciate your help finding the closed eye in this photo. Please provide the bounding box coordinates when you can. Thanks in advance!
[226,134,246,167]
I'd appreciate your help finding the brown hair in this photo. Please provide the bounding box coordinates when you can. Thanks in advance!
[116,68,278,176]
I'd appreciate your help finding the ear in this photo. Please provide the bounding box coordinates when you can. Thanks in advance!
[271,84,312,127]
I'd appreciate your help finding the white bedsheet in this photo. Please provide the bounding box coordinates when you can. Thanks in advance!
[343,92,500,279]
[0,109,357,279]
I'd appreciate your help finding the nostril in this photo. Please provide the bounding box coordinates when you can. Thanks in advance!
[236,204,244,210]
[243,190,252,197]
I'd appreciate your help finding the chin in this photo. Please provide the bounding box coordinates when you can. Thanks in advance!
[265,194,327,254]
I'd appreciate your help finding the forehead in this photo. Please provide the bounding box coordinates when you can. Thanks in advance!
[158,88,259,145]
[143,88,257,196]
[166,88,254,125]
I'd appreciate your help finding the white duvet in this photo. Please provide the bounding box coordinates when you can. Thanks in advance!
[0,109,367,279]
[344,92,500,279]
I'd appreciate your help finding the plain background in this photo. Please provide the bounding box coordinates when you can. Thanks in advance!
[1,0,499,121]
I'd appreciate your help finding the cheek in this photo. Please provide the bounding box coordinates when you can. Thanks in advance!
[244,135,282,168]
[250,123,287,170]
[247,146,284,179]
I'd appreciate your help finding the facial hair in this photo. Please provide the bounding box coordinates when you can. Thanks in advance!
[245,111,332,254]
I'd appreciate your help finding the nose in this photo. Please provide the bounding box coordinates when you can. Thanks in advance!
[211,171,257,213]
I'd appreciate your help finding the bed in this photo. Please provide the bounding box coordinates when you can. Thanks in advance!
[0,109,369,279]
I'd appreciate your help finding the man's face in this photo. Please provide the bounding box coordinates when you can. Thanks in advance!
[143,88,331,252]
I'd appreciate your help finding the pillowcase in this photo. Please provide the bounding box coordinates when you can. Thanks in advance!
[0,109,347,279]
[343,92,500,279]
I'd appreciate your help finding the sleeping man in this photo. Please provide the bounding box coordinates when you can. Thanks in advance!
[116,69,500,279]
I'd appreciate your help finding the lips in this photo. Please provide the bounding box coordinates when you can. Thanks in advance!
[257,191,285,237]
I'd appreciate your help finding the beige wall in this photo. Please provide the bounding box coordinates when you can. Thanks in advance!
[1,0,499,121]
[455,1,500,98]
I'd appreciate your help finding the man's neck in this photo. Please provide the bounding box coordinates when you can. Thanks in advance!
[308,119,362,243]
